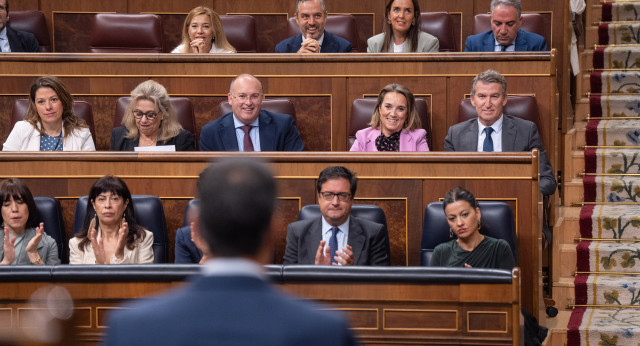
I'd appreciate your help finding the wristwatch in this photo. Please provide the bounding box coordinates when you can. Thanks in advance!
[31,257,43,265]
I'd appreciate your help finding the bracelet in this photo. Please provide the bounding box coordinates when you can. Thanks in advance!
[31,257,43,265]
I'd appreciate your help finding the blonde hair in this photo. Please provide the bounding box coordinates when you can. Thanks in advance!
[179,6,235,53]
[369,83,422,131]
[122,80,182,142]
[26,76,87,139]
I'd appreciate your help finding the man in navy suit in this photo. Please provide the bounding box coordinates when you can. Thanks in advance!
[464,0,547,52]
[105,158,356,346]
[0,0,39,52]
[284,166,390,266]
[275,0,352,53]
[200,74,304,151]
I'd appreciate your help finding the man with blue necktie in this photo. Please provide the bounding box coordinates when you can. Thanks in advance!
[464,0,547,52]
[444,69,556,196]
[283,166,390,265]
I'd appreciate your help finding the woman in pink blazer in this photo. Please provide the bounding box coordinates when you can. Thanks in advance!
[350,83,429,152]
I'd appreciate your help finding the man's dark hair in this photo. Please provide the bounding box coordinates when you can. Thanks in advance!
[198,158,276,257]
[316,166,358,196]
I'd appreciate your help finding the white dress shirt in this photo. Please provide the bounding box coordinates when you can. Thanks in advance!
[477,115,504,152]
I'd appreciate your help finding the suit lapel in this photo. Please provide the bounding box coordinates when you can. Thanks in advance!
[347,217,365,264]
[461,120,479,150]
[219,113,239,151]
[320,32,334,53]
[398,129,413,151]
[501,115,517,151]
[514,30,526,51]
[258,111,275,151]
[305,218,324,261]
[484,32,496,51]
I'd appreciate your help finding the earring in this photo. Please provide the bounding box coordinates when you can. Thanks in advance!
[387,19,391,24]
[449,228,454,238]
[477,220,481,229]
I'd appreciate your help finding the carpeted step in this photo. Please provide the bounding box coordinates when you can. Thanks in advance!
[584,147,640,174]
[593,46,640,69]
[598,22,640,45]
[580,204,640,239]
[577,240,640,273]
[590,70,640,94]
[574,273,640,306]
[568,306,640,345]
[583,175,640,202]
[585,119,640,146]
[602,2,640,22]
[589,94,640,117]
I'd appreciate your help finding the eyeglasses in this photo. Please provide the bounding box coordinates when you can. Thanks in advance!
[319,192,352,202]
[133,110,159,119]
[231,93,262,103]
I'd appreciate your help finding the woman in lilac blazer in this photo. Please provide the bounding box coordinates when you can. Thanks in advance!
[350,83,429,152]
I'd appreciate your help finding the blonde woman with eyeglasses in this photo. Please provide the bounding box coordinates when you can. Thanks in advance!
[110,80,195,151]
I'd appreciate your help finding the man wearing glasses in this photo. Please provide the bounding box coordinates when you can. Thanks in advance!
[283,166,390,265]
[199,73,304,151]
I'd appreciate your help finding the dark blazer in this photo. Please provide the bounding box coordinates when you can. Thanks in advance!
[104,275,356,346]
[444,115,556,196]
[275,31,352,53]
[199,110,304,151]
[464,29,547,52]
[174,226,202,264]
[109,126,195,151]
[283,216,390,265]
[6,26,39,52]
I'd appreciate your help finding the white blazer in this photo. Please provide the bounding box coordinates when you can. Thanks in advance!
[68,229,154,264]
[3,121,95,151]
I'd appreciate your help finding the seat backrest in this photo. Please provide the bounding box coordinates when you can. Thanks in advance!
[8,11,51,52]
[219,15,257,53]
[457,95,541,140]
[11,99,96,139]
[72,195,168,263]
[183,198,199,227]
[348,98,431,149]
[219,99,297,120]
[33,197,67,264]
[113,96,196,135]
[89,13,163,53]
[473,13,549,48]
[287,14,359,52]
[298,204,387,230]
[420,201,517,266]
[420,12,457,52]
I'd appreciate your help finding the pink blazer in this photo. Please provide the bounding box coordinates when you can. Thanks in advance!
[349,127,429,152]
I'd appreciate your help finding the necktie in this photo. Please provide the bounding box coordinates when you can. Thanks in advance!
[501,44,509,51]
[329,227,339,265]
[240,125,254,152]
[483,127,494,152]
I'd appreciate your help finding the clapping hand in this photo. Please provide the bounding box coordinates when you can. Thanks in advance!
[0,227,16,265]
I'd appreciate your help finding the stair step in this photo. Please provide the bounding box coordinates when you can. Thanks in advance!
[541,310,571,346]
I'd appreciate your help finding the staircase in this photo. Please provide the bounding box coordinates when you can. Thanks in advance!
[548,1,640,345]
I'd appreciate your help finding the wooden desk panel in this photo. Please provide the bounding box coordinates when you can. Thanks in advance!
[0,53,556,153]
[0,151,540,315]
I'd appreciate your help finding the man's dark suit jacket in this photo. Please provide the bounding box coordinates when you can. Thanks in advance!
[464,29,547,52]
[444,115,556,196]
[275,31,352,53]
[283,216,391,265]
[199,110,304,151]
[6,26,39,52]
[174,226,202,264]
[109,126,195,151]
[104,274,356,345]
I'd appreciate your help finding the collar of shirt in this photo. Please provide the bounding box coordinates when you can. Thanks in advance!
[201,257,265,279]
[301,32,325,47]
[493,37,515,52]
[232,115,260,151]
[321,216,349,256]
[477,115,504,151]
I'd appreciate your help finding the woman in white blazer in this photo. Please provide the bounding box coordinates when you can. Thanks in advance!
[3,76,95,151]
[367,0,439,53]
